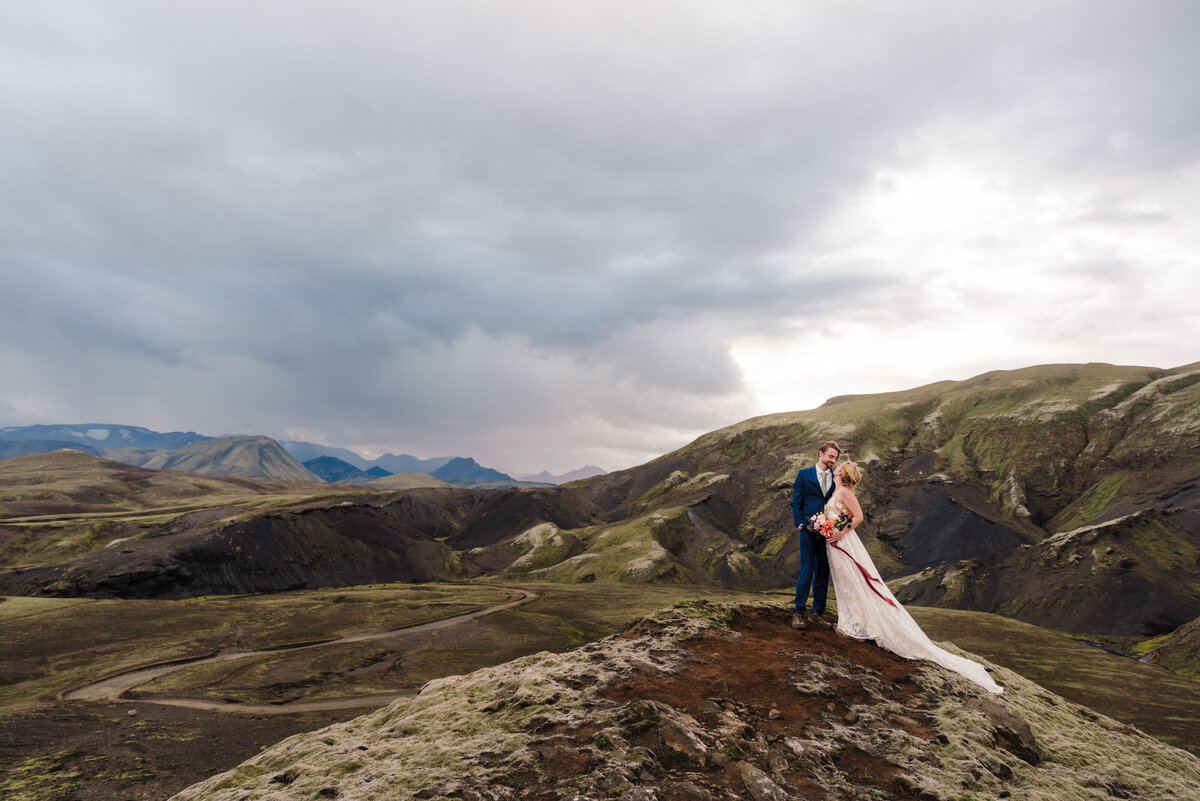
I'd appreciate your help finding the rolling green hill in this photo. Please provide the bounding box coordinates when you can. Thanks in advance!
[0,450,372,568]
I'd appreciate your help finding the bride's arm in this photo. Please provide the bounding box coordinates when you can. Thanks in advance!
[829,491,864,541]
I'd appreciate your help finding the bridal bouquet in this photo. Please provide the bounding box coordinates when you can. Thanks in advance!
[810,504,852,538]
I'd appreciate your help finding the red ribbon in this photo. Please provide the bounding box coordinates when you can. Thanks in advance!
[828,540,898,609]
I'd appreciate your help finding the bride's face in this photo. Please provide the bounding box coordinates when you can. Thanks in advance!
[833,466,843,484]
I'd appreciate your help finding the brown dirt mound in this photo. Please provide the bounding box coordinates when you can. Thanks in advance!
[514,606,942,800]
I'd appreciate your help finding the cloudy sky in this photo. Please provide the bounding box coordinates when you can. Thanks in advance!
[2,2,1198,475]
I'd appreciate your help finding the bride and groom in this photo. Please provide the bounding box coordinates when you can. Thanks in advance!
[791,441,1002,694]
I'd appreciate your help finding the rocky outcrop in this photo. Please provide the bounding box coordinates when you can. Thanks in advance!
[168,603,1200,801]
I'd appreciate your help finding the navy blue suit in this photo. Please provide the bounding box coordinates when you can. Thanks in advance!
[791,465,835,614]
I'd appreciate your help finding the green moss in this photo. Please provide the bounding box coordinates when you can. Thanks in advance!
[1128,518,1200,571]
[1130,633,1172,657]
[1052,474,1127,532]
[759,530,792,559]
[527,511,685,584]
[670,598,734,625]
[0,751,84,801]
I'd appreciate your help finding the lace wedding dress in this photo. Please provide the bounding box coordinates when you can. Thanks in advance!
[824,500,1003,694]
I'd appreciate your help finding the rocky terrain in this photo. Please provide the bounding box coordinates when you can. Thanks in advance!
[3,362,1199,650]
[167,601,1200,801]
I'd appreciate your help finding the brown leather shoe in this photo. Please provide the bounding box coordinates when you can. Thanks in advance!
[791,611,807,630]
[808,611,833,630]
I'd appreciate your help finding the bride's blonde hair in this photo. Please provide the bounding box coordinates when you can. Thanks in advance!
[839,460,862,487]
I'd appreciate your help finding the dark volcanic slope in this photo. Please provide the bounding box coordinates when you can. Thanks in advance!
[0,487,598,598]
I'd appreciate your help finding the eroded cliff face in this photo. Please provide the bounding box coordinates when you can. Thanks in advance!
[168,602,1200,801]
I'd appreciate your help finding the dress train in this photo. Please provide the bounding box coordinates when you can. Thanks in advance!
[827,529,1003,694]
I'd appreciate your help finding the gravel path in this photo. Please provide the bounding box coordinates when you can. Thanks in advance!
[63,586,539,713]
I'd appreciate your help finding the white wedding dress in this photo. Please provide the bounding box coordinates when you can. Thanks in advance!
[824,499,1003,694]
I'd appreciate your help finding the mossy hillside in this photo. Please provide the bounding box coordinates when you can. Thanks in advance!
[897,512,1200,640]
[520,509,691,584]
[167,608,714,801]
[663,363,1168,533]
[1106,370,1200,464]
[466,522,586,575]
[630,469,733,514]
[1145,615,1200,679]
[3,582,775,721]
[0,451,373,567]
[1048,473,1129,532]
[501,523,584,571]
[909,656,1200,801]
[0,451,369,521]
[909,605,1200,755]
[167,602,1200,801]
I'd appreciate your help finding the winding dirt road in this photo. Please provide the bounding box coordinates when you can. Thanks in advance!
[63,586,539,714]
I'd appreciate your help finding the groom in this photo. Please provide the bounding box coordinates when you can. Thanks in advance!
[790,440,841,630]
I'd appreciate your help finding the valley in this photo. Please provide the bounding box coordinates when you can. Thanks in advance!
[3,361,1200,799]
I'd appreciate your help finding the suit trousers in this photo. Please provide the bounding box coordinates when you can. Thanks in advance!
[794,526,830,614]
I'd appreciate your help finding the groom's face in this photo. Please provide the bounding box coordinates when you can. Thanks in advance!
[818,448,838,470]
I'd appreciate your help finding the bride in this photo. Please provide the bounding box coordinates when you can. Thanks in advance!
[819,460,1003,695]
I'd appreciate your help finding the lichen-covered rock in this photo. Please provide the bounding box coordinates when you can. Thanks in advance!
[736,760,789,801]
[964,696,1040,764]
[169,603,1200,801]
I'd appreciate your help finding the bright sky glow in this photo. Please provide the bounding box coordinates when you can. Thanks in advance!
[1,2,1198,474]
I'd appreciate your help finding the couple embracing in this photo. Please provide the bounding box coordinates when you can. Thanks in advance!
[789,441,1003,694]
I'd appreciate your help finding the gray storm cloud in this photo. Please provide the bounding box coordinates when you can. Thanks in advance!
[2,1,1198,473]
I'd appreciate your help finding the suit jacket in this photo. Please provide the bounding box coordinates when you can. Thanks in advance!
[791,465,835,530]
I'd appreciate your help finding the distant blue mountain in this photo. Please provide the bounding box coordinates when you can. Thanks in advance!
[0,437,102,460]
[280,441,453,475]
[371,453,454,474]
[515,465,607,485]
[280,441,374,470]
[430,457,515,483]
[1,426,538,489]
[0,424,209,452]
[302,456,392,484]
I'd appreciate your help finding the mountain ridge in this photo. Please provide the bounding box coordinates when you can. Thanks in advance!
[515,464,607,484]
[302,455,391,484]
[0,426,536,487]
[3,361,1198,652]
[103,436,321,482]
